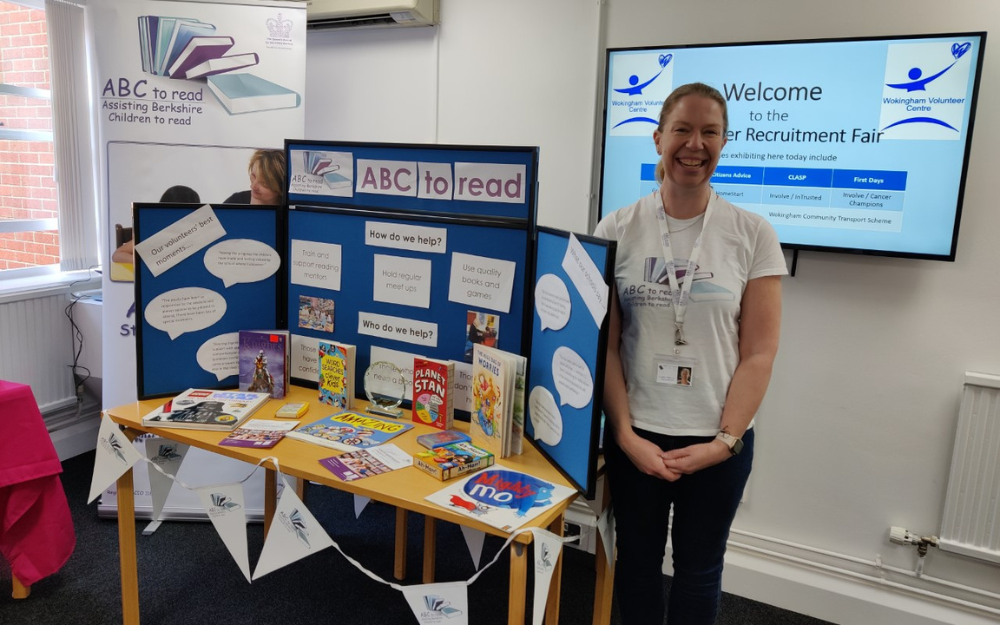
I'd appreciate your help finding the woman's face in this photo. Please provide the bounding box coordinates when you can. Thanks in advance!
[249,162,280,205]
[653,95,727,191]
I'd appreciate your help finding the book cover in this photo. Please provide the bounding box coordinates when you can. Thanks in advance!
[414,442,495,481]
[318,444,412,482]
[424,465,576,533]
[239,330,289,400]
[318,341,356,410]
[470,344,512,457]
[412,357,455,430]
[142,389,270,431]
[183,52,260,80]
[207,73,300,115]
[416,430,471,449]
[167,35,235,79]
[285,411,414,452]
[162,19,217,75]
[218,419,298,448]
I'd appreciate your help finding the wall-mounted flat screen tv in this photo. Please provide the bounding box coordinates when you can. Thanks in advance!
[598,33,986,261]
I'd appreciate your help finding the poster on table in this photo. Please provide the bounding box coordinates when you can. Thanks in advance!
[91,0,306,517]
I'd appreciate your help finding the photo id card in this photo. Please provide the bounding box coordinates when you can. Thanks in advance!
[654,355,696,388]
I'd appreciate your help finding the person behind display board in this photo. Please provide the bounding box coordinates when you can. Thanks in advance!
[593,82,786,625]
[224,149,286,205]
[111,185,201,266]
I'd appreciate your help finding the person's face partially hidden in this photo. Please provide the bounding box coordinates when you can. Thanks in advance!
[249,162,280,205]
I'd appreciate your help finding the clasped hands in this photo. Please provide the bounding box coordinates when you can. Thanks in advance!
[622,434,731,481]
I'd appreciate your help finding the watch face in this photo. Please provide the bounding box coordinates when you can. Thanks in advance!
[731,438,744,455]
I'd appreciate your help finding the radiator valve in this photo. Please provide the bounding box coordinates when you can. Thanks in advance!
[889,526,939,576]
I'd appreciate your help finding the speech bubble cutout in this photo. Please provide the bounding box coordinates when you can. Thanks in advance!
[204,239,281,288]
[552,346,594,409]
[145,287,227,340]
[528,386,563,446]
[196,332,239,381]
[534,273,571,331]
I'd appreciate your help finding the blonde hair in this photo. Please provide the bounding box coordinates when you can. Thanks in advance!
[654,83,728,184]
[249,149,286,197]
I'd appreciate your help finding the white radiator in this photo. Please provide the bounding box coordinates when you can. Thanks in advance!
[939,371,1000,564]
[0,292,77,414]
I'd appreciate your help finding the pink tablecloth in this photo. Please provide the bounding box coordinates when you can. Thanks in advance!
[0,381,76,586]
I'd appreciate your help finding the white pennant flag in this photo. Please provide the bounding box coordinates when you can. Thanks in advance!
[354,494,370,518]
[253,478,334,580]
[88,413,144,503]
[196,483,251,582]
[401,581,469,625]
[597,505,616,572]
[531,528,565,625]
[459,525,485,569]
[144,438,189,521]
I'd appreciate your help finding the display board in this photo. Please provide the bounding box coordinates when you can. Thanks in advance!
[525,228,615,498]
[283,141,538,403]
[133,203,284,399]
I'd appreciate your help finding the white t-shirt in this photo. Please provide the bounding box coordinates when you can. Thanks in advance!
[594,191,787,436]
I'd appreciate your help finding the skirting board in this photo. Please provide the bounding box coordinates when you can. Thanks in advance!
[662,546,999,625]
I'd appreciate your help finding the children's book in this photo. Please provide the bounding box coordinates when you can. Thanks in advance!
[285,411,414,452]
[166,35,235,78]
[206,73,301,115]
[412,357,455,430]
[239,330,289,400]
[424,465,576,533]
[318,341,356,410]
[470,344,518,458]
[509,354,528,456]
[218,419,298,448]
[182,52,260,80]
[318,444,412,482]
[414,441,494,481]
[416,429,471,449]
[142,388,270,431]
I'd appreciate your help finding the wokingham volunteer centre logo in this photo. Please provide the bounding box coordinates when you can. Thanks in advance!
[608,52,674,136]
[878,40,974,141]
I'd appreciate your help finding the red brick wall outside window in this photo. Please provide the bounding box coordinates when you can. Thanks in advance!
[0,2,58,270]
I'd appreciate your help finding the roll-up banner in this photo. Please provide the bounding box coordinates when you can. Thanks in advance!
[91,0,306,519]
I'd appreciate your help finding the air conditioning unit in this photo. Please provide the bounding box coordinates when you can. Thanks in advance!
[304,0,438,30]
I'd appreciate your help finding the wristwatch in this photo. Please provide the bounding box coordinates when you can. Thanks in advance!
[715,431,744,456]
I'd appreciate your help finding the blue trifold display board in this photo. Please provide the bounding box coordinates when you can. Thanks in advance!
[131,140,614,497]
[134,204,283,399]
[526,228,616,497]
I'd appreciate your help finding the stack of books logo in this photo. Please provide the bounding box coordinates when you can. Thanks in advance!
[137,15,300,115]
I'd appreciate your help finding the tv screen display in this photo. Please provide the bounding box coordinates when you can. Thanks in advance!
[599,33,986,261]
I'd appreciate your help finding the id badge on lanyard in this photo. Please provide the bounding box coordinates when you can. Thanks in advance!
[655,194,715,351]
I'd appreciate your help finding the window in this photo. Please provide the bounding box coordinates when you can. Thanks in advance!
[0,0,59,278]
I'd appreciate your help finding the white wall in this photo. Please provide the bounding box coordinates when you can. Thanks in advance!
[304,1,1000,622]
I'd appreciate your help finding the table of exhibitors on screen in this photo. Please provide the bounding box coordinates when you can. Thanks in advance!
[638,163,908,231]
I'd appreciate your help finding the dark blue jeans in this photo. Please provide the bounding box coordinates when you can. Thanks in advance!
[605,427,754,625]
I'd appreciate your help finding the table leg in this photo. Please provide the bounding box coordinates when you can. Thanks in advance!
[508,542,527,625]
[264,468,277,539]
[545,514,565,625]
[11,574,29,599]
[593,478,614,625]
[394,508,407,580]
[422,516,436,583]
[116,429,140,625]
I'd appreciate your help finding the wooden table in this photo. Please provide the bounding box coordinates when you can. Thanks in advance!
[106,387,610,625]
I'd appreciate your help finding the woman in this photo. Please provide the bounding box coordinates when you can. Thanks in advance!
[224,149,286,205]
[594,82,786,624]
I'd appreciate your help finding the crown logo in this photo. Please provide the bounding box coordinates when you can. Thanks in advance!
[266,13,293,38]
